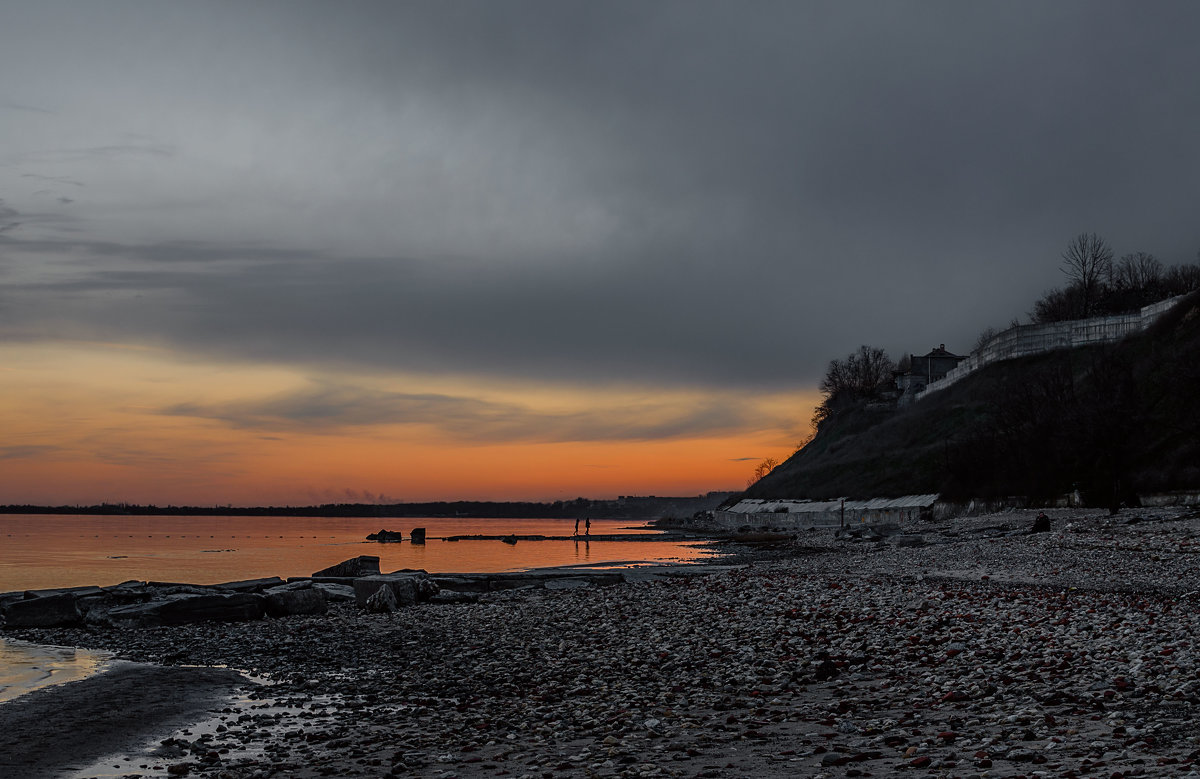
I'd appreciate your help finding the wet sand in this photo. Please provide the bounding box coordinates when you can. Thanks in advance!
[0,663,245,778]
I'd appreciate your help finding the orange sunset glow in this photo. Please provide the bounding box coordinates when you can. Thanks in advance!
[1,341,815,505]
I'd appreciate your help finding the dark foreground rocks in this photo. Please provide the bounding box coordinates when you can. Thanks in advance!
[6,508,1200,778]
[2,558,601,629]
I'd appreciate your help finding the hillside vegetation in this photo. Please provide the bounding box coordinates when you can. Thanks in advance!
[747,290,1200,507]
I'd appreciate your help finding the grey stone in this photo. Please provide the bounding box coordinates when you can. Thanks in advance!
[265,588,327,618]
[312,582,356,602]
[365,584,398,613]
[313,556,381,578]
[354,574,418,608]
[213,577,285,592]
[107,593,266,625]
[1,592,82,628]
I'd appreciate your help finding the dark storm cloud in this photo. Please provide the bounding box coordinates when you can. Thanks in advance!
[0,235,847,388]
[2,101,56,115]
[21,174,84,187]
[0,201,19,233]
[162,381,757,443]
[3,1,1200,390]
[15,145,175,164]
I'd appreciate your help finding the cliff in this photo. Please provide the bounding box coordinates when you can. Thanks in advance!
[746,290,1200,507]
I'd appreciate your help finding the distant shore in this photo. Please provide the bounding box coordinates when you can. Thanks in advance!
[4,506,1200,778]
[0,493,733,519]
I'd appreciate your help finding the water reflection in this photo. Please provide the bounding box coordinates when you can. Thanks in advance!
[0,638,111,703]
[0,515,715,591]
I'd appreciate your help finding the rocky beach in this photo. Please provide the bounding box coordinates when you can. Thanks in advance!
[4,506,1200,778]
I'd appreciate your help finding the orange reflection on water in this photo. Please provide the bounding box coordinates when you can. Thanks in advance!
[0,515,716,592]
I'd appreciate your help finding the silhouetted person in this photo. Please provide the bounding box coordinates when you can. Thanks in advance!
[585,517,591,537]
[574,518,580,537]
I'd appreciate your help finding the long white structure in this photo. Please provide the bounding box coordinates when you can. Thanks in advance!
[714,494,939,530]
[913,296,1183,402]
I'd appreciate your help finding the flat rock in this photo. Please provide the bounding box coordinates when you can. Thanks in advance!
[312,582,356,602]
[106,593,266,625]
[265,588,327,618]
[313,556,381,578]
[1,592,82,628]
[354,574,419,608]
[213,577,285,592]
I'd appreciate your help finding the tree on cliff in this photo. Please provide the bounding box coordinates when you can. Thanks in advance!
[747,457,780,487]
[812,345,895,429]
[1060,232,1114,317]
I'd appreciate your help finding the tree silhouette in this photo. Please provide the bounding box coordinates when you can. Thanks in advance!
[1060,232,1113,317]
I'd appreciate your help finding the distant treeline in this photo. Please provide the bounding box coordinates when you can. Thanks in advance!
[0,494,732,520]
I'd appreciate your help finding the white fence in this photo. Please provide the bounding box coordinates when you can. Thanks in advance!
[916,296,1183,401]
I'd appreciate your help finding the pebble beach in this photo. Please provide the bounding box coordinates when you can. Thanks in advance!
[4,506,1200,779]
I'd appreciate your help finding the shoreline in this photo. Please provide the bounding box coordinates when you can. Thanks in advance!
[0,662,246,778]
[0,517,713,594]
[4,506,1200,777]
[0,638,113,704]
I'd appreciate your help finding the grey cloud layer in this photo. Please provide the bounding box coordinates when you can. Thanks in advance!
[2,1,1199,392]
[163,382,761,444]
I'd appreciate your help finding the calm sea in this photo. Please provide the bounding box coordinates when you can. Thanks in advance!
[0,514,713,593]
[0,514,714,702]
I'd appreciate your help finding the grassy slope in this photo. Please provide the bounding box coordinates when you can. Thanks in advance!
[747,291,1200,503]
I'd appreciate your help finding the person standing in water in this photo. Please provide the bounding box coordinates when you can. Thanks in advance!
[574,518,580,537]
[584,517,591,538]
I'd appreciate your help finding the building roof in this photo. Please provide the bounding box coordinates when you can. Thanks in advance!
[917,344,965,360]
[723,494,939,514]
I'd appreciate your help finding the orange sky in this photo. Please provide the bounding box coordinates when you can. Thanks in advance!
[1,341,816,505]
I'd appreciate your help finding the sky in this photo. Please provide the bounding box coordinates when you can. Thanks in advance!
[2,1,1199,506]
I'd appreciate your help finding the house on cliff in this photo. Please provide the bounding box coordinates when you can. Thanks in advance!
[894,344,966,397]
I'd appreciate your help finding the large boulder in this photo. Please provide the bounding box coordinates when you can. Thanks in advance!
[159,593,265,624]
[312,582,356,603]
[1,592,82,628]
[353,573,438,609]
[107,593,266,625]
[313,556,381,578]
[355,575,416,608]
[265,588,327,618]
[77,583,155,622]
[213,577,285,592]
[365,584,398,613]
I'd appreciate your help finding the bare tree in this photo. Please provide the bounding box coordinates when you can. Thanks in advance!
[1060,233,1113,316]
[1164,262,1200,297]
[813,345,895,428]
[1112,252,1163,291]
[1031,285,1086,323]
[973,325,999,353]
[751,457,779,483]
